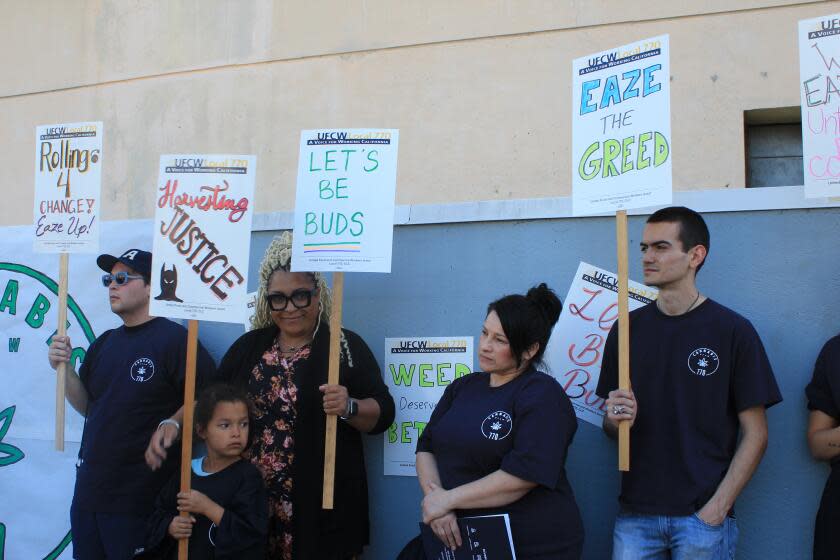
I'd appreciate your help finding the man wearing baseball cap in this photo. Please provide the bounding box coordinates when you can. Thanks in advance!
[48,248,216,559]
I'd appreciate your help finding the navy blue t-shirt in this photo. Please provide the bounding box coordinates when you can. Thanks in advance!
[596,299,782,515]
[806,334,840,465]
[145,458,268,559]
[417,369,584,559]
[74,317,216,513]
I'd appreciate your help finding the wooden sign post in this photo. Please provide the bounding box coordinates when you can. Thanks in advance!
[177,320,200,560]
[55,253,69,451]
[571,37,672,471]
[291,128,400,509]
[616,211,631,471]
[33,121,104,451]
[322,272,344,508]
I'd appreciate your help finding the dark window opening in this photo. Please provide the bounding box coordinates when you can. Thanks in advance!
[745,107,803,188]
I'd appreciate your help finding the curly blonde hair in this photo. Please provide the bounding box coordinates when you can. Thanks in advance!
[249,231,353,366]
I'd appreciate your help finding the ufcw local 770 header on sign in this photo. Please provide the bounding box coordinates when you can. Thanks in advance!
[572,35,672,216]
[292,129,399,273]
[150,155,256,323]
[33,121,103,253]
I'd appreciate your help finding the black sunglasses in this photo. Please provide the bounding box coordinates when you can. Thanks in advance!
[102,272,145,287]
[265,289,316,311]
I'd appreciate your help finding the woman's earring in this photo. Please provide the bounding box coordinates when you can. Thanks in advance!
[313,299,324,335]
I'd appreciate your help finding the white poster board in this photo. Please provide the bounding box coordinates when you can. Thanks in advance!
[572,35,672,215]
[384,337,473,476]
[545,262,656,427]
[33,121,103,253]
[150,155,256,323]
[1,219,150,559]
[799,14,840,198]
[291,129,399,273]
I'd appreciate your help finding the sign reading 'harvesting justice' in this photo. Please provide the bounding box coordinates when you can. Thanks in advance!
[150,154,256,323]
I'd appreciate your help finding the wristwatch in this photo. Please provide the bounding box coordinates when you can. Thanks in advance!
[340,397,358,420]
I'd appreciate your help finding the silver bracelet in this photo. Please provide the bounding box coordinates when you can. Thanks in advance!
[157,418,181,433]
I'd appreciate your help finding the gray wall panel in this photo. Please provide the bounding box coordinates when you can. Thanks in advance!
[197,208,840,559]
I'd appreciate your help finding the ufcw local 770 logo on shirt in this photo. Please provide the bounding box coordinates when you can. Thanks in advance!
[481,411,512,441]
[687,348,720,377]
[130,358,155,382]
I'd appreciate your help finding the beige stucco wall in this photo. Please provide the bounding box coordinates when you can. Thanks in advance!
[1,1,835,225]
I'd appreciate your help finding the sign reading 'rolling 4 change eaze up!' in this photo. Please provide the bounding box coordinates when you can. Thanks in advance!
[572,35,672,216]
[799,14,840,198]
[150,155,256,323]
[292,129,399,273]
[33,121,103,253]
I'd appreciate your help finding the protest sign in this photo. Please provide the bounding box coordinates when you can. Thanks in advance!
[545,262,657,427]
[572,36,670,470]
[572,35,671,216]
[150,155,255,558]
[384,337,473,476]
[150,155,256,322]
[33,122,103,253]
[290,128,399,506]
[33,121,104,449]
[799,14,840,198]
[291,129,399,273]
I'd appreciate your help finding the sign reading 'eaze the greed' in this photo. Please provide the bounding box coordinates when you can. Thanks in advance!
[572,36,672,216]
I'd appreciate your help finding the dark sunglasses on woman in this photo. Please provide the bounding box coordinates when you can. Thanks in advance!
[266,289,316,311]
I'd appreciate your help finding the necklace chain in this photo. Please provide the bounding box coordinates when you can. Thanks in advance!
[657,291,701,316]
[278,337,312,353]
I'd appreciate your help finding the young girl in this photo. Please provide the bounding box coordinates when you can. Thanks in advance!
[144,383,268,559]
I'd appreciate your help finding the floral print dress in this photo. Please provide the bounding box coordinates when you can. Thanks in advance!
[246,339,308,560]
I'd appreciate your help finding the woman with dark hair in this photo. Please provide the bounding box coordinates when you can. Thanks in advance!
[216,232,395,559]
[416,283,584,559]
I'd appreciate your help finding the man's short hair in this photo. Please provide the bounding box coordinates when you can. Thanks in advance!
[646,206,710,272]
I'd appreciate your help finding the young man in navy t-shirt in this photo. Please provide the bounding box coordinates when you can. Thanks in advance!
[596,207,781,560]
[48,248,215,559]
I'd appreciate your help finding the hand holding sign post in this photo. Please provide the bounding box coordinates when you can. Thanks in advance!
[572,36,672,470]
[33,121,103,451]
[292,129,399,507]
[150,154,256,560]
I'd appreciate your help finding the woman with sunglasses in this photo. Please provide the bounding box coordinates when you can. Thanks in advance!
[217,232,395,560]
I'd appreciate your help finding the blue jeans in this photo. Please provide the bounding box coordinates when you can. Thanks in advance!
[612,510,738,560]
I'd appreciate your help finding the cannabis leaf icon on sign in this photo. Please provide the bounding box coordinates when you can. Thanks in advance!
[0,406,24,467]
